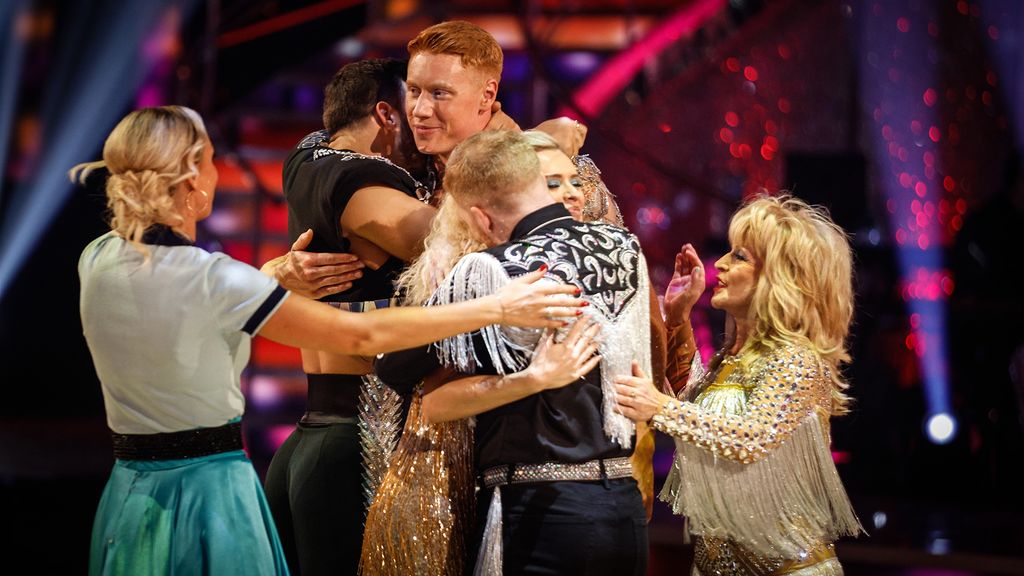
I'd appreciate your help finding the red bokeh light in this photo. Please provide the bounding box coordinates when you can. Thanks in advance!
[744,66,759,82]
[923,88,937,107]
[725,111,739,127]
[897,17,910,33]
[928,126,941,142]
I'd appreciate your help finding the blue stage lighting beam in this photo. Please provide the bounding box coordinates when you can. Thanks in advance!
[0,0,193,300]
[856,0,954,443]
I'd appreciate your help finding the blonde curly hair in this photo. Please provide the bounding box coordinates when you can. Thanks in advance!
[69,106,208,252]
[396,193,486,306]
[730,194,855,415]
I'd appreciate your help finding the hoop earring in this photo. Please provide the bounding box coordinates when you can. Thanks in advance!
[186,189,210,215]
[196,189,210,213]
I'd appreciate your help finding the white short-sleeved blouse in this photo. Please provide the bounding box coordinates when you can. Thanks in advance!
[78,230,289,434]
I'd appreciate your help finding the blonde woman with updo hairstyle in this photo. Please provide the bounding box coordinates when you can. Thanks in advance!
[616,194,864,575]
[73,106,586,576]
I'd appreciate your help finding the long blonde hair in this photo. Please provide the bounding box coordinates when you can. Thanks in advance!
[730,194,855,414]
[396,193,486,305]
[69,106,208,251]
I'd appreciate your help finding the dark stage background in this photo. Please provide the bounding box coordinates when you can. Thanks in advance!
[2,0,1023,573]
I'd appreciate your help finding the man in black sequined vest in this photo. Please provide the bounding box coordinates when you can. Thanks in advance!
[379,130,651,575]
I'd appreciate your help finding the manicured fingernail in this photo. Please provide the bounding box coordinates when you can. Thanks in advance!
[581,301,589,306]
[574,287,582,295]
[539,264,548,272]
[576,310,583,316]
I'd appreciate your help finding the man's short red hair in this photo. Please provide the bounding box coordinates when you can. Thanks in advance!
[407,20,503,80]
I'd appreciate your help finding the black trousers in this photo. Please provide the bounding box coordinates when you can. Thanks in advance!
[472,478,649,575]
[263,420,363,576]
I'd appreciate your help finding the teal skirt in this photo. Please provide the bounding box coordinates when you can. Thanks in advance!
[89,449,290,576]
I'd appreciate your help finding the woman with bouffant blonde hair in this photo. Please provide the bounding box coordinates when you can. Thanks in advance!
[616,194,863,575]
[74,106,585,576]
[725,195,855,414]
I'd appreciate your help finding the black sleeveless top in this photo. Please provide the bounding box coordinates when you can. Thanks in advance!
[282,130,424,303]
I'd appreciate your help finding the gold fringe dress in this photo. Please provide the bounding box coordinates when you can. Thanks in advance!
[655,344,863,576]
[359,389,475,575]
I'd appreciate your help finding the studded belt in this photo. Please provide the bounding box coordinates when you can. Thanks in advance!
[111,421,243,461]
[325,297,398,312]
[481,457,633,489]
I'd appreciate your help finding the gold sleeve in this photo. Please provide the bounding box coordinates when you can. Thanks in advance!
[651,345,829,464]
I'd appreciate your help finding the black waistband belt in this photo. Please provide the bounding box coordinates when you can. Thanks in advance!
[111,421,243,461]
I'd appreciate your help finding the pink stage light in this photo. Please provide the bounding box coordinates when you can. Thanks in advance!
[559,0,726,119]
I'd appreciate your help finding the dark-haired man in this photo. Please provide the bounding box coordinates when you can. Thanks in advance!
[262,57,437,576]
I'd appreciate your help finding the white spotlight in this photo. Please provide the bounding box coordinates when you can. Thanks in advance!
[926,413,957,444]
[872,511,887,529]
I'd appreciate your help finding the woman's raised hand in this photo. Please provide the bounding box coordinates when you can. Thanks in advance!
[664,243,705,327]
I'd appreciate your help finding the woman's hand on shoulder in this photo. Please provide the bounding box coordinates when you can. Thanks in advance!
[494,268,584,328]
[533,117,588,157]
